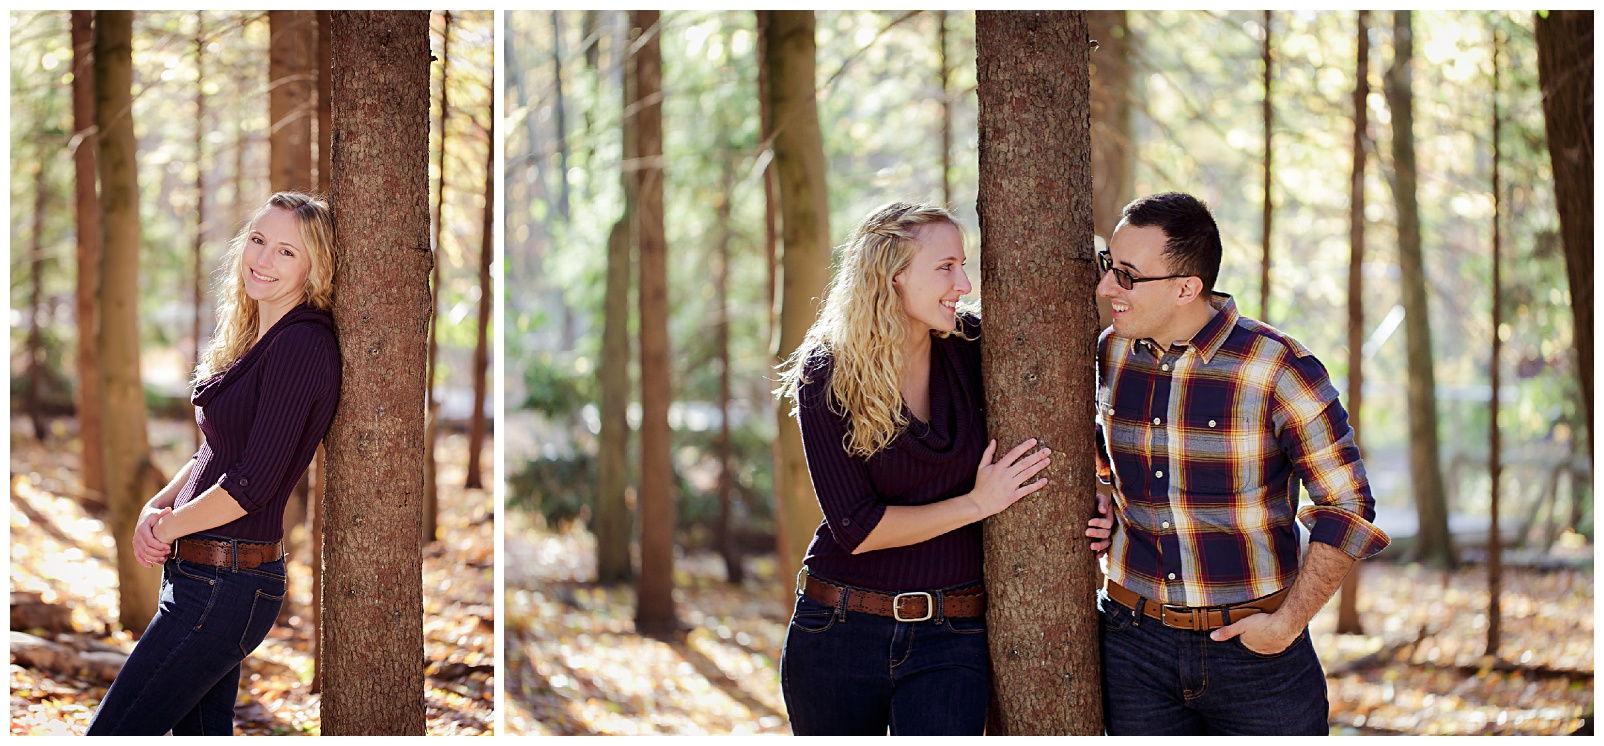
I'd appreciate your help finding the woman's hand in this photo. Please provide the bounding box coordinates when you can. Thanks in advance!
[967,438,1051,518]
[1086,491,1115,557]
[133,507,173,567]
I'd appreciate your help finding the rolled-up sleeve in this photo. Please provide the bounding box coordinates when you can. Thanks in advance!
[217,324,338,513]
[1272,352,1391,560]
[795,361,886,553]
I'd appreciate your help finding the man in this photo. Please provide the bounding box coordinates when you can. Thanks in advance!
[1084,192,1388,735]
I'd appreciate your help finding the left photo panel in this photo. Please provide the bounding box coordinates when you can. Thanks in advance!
[8,10,495,735]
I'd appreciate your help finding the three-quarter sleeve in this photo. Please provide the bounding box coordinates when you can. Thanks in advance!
[1272,351,1391,560]
[795,358,887,553]
[216,323,339,513]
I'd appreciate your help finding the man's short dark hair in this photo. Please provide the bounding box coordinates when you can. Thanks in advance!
[1121,192,1222,294]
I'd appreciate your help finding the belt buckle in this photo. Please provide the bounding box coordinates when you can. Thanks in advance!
[893,592,934,623]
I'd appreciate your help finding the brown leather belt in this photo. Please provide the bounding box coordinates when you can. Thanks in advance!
[800,570,985,621]
[174,536,284,570]
[1106,579,1287,632]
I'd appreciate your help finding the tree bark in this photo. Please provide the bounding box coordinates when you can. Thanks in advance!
[269,10,315,193]
[72,9,107,513]
[309,8,333,693]
[424,10,453,546]
[322,10,431,735]
[938,10,953,208]
[191,17,207,453]
[715,155,743,585]
[28,163,48,442]
[1088,9,1132,244]
[1260,10,1274,324]
[1534,9,1593,466]
[1385,11,1454,567]
[1336,9,1370,637]
[552,11,572,221]
[976,10,1103,734]
[756,11,779,346]
[95,9,162,633]
[316,11,332,192]
[594,12,636,586]
[633,9,678,634]
[1486,24,1505,659]
[765,9,832,595]
[465,87,493,491]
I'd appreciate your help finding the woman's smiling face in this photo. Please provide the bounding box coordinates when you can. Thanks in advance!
[893,221,971,335]
[241,207,312,310]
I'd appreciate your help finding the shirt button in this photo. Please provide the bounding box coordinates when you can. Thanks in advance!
[1152,417,1161,425]
[1161,363,1171,372]
[1167,573,1177,580]
[1162,521,1170,529]
[238,478,249,486]
[1155,470,1164,478]
[1209,420,1217,428]
[842,518,851,525]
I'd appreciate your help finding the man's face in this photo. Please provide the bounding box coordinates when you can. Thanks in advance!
[1097,221,1186,341]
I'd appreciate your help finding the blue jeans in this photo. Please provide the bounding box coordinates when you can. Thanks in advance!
[779,577,989,735]
[1099,590,1328,735]
[87,551,286,736]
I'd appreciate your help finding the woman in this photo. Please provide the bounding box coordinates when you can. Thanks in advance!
[88,192,342,736]
[774,202,1050,735]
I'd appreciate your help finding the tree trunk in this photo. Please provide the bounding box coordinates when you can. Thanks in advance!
[1260,10,1274,324]
[192,17,207,453]
[72,9,107,513]
[1534,9,1593,466]
[594,12,636,586]
[1486,24,1505,659]
[938,10,953,208]
[309,8,332,693]
[1385,11,1454,567]
[552,11,572,221]
[765,9,832,595]
[95,9,162,633]
[322,10,431,734]
[28,163,48,442]
[756,11,779,346]
[976,10,1102,735]
[633,9,678,635]
[465,87,493,491]
[715,156,743,585]
[424,10,453,546]
[269,10,315,192]
[1336,9,1370,637]
[1088,9,1132,244]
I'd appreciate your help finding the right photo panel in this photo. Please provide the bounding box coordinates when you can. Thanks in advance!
[500,10,1595,736]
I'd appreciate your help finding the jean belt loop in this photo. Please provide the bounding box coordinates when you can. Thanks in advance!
[936,591,947,625]
[1221,605,1232,626]
[1132,595,1145,627]
[230,537,240,572]
[835,587,849,622]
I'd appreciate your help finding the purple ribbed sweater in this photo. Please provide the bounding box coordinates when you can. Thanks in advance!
[795,313,987,592]
[174,304,341,542]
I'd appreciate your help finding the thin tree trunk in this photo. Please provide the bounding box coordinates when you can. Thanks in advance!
[192,16,206,453]
[268,10,315,192]
[322,10,431,734]
[938,10,952,207]
[715,155,742,585]
[765,10,832,596]
[72,9,107,513]
[552,11,571,221]
[594,12,636,586]
[1486,23,1505,659]
[1386,10,1454,567]
[465,91,493,491]
[756,10,779,348]
[633,9,678,634]
[424,10,453,546]
[308,8,332,693]
[976,10,1102,734]
[1088,9,1132,243]
[1260,10,1274,324]
[95,9,162,633]
[1534,9,1593,468]
[315,10,332,192]
[28,163,48,441]
[1336,9,1370,637]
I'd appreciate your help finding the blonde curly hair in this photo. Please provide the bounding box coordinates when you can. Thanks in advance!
[776,201,975,458]
[195,192,335,381]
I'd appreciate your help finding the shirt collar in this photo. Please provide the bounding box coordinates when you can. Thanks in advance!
[1188,292,1237,364]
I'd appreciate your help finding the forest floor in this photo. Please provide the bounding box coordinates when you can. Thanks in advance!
[505,510,1594,736]
[8,416,494,736]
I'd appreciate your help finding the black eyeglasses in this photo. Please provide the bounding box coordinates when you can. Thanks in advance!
[1098,250,1190,291]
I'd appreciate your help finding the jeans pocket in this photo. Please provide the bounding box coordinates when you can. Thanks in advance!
[1101,601,1135,634]
[789,595,837,634]
[167,560,222,631]
[1232,627,1305,659]
[238,588,285,656]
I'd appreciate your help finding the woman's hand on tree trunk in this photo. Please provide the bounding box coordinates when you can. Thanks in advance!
[967,438,1051,518]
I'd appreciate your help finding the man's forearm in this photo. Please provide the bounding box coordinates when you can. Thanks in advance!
[1274,541,1355,631]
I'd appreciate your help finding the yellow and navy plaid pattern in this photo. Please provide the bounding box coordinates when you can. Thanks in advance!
[1097,294,1389,607]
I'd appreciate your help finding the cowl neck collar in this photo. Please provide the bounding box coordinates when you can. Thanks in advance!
[192,303,334,406]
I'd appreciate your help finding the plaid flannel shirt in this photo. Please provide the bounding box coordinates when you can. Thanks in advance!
[1096,293,1389,607]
